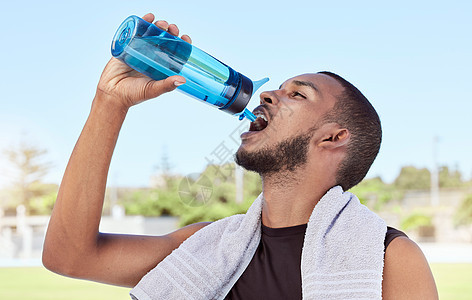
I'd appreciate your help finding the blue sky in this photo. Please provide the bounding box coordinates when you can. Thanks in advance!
[0,0,471,188]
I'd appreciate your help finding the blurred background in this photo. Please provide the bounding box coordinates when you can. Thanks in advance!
[0,0,471,299]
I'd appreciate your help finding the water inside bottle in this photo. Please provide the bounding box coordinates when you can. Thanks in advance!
[113,16,269,121]
[122,34,238,108]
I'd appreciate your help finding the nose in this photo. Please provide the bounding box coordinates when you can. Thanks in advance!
[259,90,278,105]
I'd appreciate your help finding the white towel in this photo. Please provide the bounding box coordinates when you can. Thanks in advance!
[130,186,387,300]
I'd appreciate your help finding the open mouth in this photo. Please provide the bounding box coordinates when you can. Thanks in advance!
[249,110,269,132]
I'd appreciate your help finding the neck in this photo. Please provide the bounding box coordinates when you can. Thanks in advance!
[260,166,333,228]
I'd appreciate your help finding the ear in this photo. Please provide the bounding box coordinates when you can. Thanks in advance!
[317,124,350,149]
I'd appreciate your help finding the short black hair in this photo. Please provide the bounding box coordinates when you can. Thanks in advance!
[318,71,382,191]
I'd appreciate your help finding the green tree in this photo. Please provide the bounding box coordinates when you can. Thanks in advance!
[439,166,463,188]
[401,213,433,231]
[29,188,58,215]
[455,194,472,226]
[2,142,53,214]
[351,177,403,210]
[394,166,431,190]
[121,163,262,226]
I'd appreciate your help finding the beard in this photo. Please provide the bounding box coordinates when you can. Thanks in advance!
[235,131,313,175]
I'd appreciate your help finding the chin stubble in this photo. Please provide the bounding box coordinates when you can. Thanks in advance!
[235,131,314,175]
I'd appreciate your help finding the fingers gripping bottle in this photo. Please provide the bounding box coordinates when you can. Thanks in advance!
[111,15,269,121]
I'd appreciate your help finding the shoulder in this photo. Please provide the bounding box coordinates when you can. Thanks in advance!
[384,226,407,250]
[170,221,212,238]
[166,222,212,247]
[382,236,438,299]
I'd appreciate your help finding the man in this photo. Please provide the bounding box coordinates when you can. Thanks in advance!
[43,13,438,299]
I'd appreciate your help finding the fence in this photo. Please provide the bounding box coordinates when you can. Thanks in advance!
[0,205,179,267]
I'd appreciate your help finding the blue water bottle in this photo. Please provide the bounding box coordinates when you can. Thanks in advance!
[111,15,269,121]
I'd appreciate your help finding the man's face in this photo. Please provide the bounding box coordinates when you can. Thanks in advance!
[235,73,342,174]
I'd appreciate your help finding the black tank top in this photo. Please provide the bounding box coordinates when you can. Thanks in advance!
[225,224,407,300]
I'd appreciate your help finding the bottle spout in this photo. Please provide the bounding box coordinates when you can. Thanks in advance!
[252,77,270,95]
[238,77,269,121]
[239,108,257,121]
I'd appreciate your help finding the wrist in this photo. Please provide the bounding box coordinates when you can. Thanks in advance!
[92,90,130,118]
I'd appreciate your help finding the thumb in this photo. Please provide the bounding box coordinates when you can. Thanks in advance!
[145,75,186,99]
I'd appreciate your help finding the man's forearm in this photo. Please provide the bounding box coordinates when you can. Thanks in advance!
[43,96,128,271]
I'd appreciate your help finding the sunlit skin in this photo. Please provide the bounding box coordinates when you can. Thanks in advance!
[238,74,438,299]
[240,74,340,152]
[238,73,350,228]
[42,12,438,299]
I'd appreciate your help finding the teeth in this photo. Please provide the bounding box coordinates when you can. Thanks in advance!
[254,112,268,122]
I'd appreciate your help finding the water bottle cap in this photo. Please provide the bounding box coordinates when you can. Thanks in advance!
[221,74,253,114]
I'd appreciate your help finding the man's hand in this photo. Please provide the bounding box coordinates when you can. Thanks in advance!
[95,13,192,110]
[42,13,210,288]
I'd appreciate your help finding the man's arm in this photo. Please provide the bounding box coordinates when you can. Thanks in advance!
[42,13,209,287]
[382,236,438,299]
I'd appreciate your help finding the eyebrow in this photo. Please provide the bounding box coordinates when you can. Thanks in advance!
[279,80,320,94]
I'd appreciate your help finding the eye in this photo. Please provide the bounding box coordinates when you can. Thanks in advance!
[290,91,306,99]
